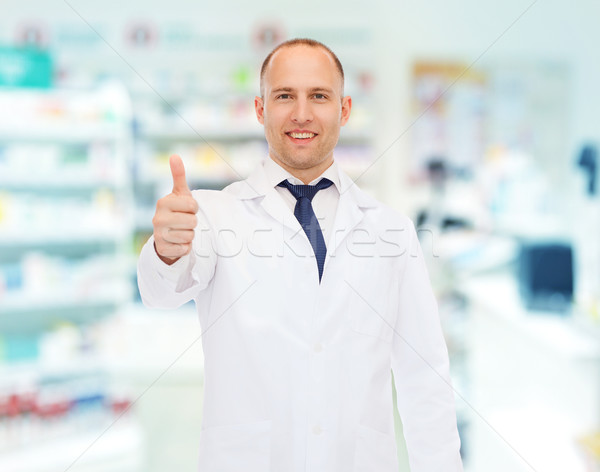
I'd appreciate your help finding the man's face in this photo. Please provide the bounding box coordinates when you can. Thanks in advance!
[255,45,351,177]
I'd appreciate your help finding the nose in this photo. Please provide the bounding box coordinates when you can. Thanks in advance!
[291,97,313,124]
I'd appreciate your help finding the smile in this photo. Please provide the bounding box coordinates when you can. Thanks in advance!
[286,131,317,141]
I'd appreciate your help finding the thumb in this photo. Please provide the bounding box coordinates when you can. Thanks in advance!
[169,154,191,195]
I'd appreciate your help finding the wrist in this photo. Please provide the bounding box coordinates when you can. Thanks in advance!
[154,241,180,265]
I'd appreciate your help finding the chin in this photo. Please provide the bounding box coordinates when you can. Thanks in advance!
[285,157,322,170]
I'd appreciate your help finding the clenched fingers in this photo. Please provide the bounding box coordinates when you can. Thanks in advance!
[156,241,193,259]
[153,212,198,231]
[161,228,195,244]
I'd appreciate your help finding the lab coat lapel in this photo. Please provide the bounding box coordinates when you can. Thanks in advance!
[260,190,303,235]
[327,170,378,257]
[235,162,303,235]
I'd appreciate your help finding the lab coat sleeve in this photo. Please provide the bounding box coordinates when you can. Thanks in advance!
[391,220,463,471]
[136,203,216,309]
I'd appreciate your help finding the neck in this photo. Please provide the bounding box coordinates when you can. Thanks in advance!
[270,155,334,184]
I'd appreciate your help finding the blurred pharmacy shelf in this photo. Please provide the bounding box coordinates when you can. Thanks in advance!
[0,347,143,472]
[0,124,128,143]
[0,84,142,469]
[0,84,135,332]
[0,231,131,248]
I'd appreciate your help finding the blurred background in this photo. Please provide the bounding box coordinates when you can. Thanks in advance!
[0,0,599,471]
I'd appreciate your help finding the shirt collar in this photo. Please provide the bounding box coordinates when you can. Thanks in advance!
[262,156,341,191]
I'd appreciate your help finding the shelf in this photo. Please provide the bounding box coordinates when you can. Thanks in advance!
[0,230,130,248]
[0,287,131,314]
[0,303,125,335]
[0,86,140,472]
[0,123,129,144]
[0,421,143,472]
[139,125,264,142]
[0,355,106,380]
[135,172,237,187]
[0,175,127,190]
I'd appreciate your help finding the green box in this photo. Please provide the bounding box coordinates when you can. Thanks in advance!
[0,46,53,88]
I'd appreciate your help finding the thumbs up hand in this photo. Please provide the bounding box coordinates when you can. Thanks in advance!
[153,155,199,265]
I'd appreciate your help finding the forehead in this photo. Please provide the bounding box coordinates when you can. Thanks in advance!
[264,45,341,93]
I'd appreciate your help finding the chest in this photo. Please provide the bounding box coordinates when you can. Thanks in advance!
[203,206,405,348]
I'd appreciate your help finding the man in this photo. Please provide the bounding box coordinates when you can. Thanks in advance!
[137,38,463,471]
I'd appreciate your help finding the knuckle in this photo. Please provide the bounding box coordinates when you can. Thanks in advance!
[153,212,168,228]
[161,227,172,242]
[156,195,168,210]
[186,197,198,213]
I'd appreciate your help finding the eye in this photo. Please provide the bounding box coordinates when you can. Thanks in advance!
[313,93,328,100]
[276,93,291,100]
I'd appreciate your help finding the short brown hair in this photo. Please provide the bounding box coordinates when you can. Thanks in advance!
[259,38,345,97]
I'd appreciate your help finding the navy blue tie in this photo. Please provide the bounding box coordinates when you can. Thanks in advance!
[278,178,333,283]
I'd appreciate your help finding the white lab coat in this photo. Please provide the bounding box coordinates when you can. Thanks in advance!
[137,160,463,472]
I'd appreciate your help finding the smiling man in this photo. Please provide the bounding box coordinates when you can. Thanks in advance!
[255,40,350,184]
[138,38,463,472]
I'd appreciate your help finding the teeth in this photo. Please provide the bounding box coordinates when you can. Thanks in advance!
[289,132,315,139]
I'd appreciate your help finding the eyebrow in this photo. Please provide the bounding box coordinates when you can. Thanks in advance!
[271,86,335,94]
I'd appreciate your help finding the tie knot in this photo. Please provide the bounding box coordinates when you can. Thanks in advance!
[278,178,333,202]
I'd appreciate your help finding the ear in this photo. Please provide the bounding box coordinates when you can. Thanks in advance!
[340,96,352,126]
[255,96,265,125]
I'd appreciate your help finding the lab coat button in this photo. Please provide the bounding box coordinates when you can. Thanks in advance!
[313,425,323,435]
[313,343,323,353]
